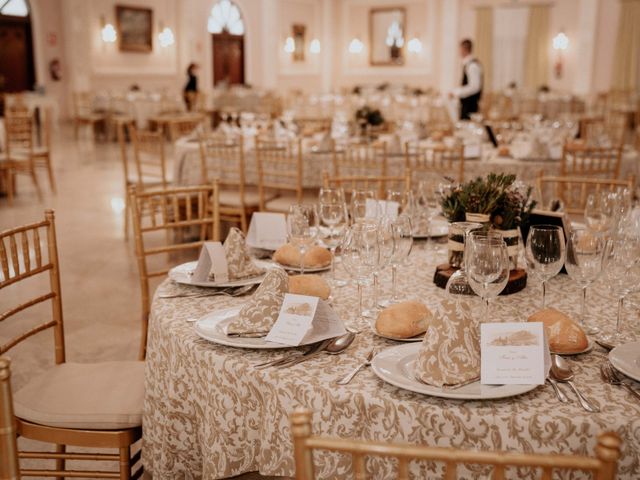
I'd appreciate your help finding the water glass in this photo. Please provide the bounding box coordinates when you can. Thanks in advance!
[379,214,413,306]
[287,204,319,275]
[319,188,348,286]
[525,225,565,309]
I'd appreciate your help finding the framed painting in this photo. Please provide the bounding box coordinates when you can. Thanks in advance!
[116,5,153,52]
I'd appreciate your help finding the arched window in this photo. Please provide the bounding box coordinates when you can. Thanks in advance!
[207,0,244,36]
[0,0,29,17]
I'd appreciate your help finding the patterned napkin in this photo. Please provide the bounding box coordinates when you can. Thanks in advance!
[210,228,265,281]
[225,268,289,336]
[414,300,481,387]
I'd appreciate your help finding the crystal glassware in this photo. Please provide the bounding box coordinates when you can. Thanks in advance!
[525,225,566,309]
[379,214,413,306]
[445,221,483,298]
[362,217,395,318]
[286,204,319,275]
[319,187,348,287]
[349,189,377,224]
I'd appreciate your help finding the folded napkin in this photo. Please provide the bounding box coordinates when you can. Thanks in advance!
[225,268,289,336]
[210,228,265,281]
[414,300,480,387]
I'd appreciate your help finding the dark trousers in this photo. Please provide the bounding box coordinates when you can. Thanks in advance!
[459,97,479,120]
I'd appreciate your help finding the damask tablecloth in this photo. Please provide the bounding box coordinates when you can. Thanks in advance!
[143,246,640,479]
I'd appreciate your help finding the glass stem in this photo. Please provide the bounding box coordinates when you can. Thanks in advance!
[300,247,306,275]
[484,298,490,320]
[330,247,336,281]
[373,272,379,306]
[391,264,398,301]
[541,280,547,309]
[615,297,624,335]
[357,282,364,323]
[580,285,588,326]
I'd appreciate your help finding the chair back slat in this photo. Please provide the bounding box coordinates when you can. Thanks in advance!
[5,112,34,158]
[323,171,411,200]
[0,211,65,364]
[561,144,621,179]
[0,358,20,480]
[333,144,387,178]
[256,138,304,210]
[405,143,465,183]
[290,409,621,479]
[130,125,170,188]
[129,183,220,359]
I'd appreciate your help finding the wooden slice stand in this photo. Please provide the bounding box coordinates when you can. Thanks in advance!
[433,264,527,295]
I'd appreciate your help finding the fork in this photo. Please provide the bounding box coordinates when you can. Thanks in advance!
[601,362,640,402]
[158,285,255,299]
[336,348,375,385]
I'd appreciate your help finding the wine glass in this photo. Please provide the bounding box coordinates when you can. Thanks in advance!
[466,232,510,319]
[385,188,415,218]
[445,221,483,298]
[318,188,348,287]
[362,217,395,318]
[564,228,605,334]
[379,214,413,306]
[525,225,565,309]
[585,191,621,235]
[286,204,319,275]
[341,222,380,330]
[415,179,441,250]
[599,235,640,344]
[349,189,377,224]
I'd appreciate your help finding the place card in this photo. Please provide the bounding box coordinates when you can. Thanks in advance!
[265,293,346,346]
[246,212,287,250]
[192,242,228,283]
[365,199,399,220]
[480,322,550,385]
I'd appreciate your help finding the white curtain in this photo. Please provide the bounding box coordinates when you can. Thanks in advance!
[492,7,530,90]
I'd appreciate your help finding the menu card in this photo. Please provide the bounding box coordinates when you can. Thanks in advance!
[192,242,228,283]
[365,199,399,220]
[247,212,287,250]
[265,294,346,346]
[480,322,550,385]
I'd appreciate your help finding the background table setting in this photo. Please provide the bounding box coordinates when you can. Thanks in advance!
[142,184,640,479]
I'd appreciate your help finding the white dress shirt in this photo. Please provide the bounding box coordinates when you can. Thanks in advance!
[454,55,482,99]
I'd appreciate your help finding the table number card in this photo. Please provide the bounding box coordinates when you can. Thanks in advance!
[247,212,287,250]
[480,322,550,385]
[265,294,346,346]
[192,242,228,283]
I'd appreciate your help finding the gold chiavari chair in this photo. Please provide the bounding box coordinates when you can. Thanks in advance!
[30,107,56,194]
[129,182,220,359]
[129,124,172,189]
[322,171,411,200]
[256,138,309,212]
[536,175,634,215]
[0,210,144,479]
[4,111,42,201]
[405,142,465,184]
[199,136,262,232]
[0,357,20,480]
[294,117,332,137]
[72,91,106,140]
[168,114,205,142]
[291,409,621,480]
[560,144,622,179]
[333,143,388,179]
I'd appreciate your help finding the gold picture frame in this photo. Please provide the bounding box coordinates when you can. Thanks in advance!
[369,7,406,66]
[116,5,153,53]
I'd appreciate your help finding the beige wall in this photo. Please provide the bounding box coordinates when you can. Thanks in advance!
[592,0,620,94]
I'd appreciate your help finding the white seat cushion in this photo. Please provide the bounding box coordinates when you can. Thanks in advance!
[264,193,319,212]
[13,361,144,430]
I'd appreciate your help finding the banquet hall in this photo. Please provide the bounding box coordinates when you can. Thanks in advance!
[1,0,639,478]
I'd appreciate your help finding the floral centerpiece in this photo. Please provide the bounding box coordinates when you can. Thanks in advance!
[354,106,385,137]
[440,173,536,269]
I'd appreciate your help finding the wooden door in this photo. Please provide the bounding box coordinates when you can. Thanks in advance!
[212,33,245,86]
[0,15,35,92]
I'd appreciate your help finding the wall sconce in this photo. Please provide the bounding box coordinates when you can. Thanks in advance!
[552,30,569,79]
[284,36,295,53]
[309,38,321,54]
[407,37,422,54]
[348,37,364,54]
[158,23,175,48]
[100,16,117,43]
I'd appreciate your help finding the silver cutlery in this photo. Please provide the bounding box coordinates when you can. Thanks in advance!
[550,354,599,412]
[254,340,330,369]
[336,348,375,385]
[277,332,356,368]
[547,378,570,403]
[601,362,640,402]
[158,285,255,299]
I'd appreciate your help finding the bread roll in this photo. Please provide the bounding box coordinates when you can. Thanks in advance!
[376,301,432,339]
[528,308,588,353]
[289,274,331,300]
[273,244,332,268]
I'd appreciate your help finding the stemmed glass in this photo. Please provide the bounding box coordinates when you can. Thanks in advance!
[319,188,348,286]
[362,217,395,318]
[585,191,616,235]
[599,235,640,344]
[445,221,483,298]
[286,204,319,275]
[525,225,566,309]
[466,232,510,319]
[349,189,377,224]
[415,180,441,250]
[379,214,413,306]
[385,189,415,218]
[342,222,380,330]
[564,228,605,334]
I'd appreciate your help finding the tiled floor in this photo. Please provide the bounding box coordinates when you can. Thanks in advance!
[0,125,282,479]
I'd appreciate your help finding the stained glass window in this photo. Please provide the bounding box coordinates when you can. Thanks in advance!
[207,0,244,35]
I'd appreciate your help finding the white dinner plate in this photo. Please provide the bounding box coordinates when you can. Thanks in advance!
[369,318,424,343]
[168,260,271,288]
[609,341,640,382]
[550,338,594,356]
[371,343,538,400]
[195,306,291,349]
[274,262,331,273]
[412,221,449,239]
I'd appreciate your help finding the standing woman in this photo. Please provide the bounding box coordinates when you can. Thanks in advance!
[184,63,199,111]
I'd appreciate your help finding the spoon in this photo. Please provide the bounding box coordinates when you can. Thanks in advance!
[550,354,600,412]
[278,332,356,368]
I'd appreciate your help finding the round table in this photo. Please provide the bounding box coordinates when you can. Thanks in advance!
[142,247,640,479]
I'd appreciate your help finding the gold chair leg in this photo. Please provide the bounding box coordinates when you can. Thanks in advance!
[119,446,131,480]
[30,167,43,201]
[54,443,65,480]
[46,155,57,194]
[123,195,130,240]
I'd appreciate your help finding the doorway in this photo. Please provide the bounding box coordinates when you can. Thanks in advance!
[212,32,245,86]
[0,13,35,93]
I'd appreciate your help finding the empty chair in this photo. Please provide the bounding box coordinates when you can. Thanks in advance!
[0,357,20,479]
[168,114,205,141]
[0,210,144,479]
[333,143,388,178]
[72,91,106,140]
[560,144,622,179]
[130,124,172,189]
[3,111,42,201]
[322,171,411,200]
[405,142,465,184]
[291,409,621,480]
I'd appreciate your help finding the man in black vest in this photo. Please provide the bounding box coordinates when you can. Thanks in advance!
[451,39,483,120]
